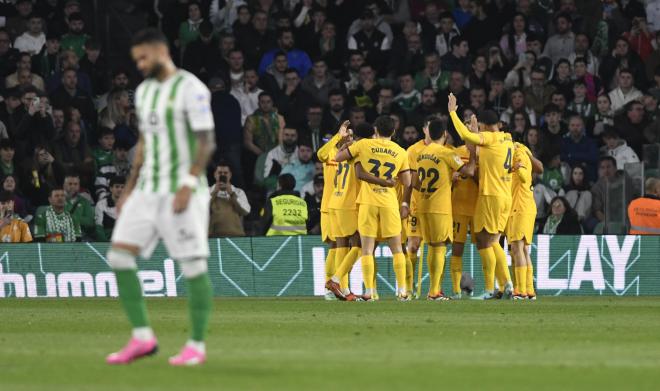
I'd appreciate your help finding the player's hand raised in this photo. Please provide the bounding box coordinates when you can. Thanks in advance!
[468,114,479,133]
[448,93,457,112]
[338,120,350,138]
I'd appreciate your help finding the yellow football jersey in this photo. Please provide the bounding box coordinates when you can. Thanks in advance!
[474,131,513,199]
[328,159,358,210]
[410,143,464,214]
[450,145,479,217]
[511,143,536,214]
[317,132,341,212]
[406,139,426,215]
[348,138,409,208]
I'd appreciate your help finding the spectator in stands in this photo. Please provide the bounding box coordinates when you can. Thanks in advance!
[227,49,246,91]
[13,14,45,55]
[260,51,288,97]
[394,73,421,115]
[304,173,323,234]
[563,164,593,223]
[239,10,277,67]
[398,124,420,149]
[488,75,508,116]
[569,34,600,76]
[300,158,322,198]
[94,175,124,241]
[348,64,379,111]
[59,12,89,58]
[92,127,115,200]
[183,21,223,84]
[231,68,263,125]
[501,87,537,126]
[342,50,365,92]
[510,110,532,143]
[244,91,285,160]
[469,85,489,113]
[63,172,94,239]
[600,38,646,91]
[441,36,470,75]
[567,79,595,121]
[538,196,582,234]
[281,138,315,194]
[208,77,243,187]
[551,59,574,102]
[259,27,312,78]
[209,0,247,32]
[0,140,15,177]
[176,1,204,51]
[409,87,439,129]
[500,13,529,63]
[347,9,391,75]
[50,68,96,129]
[561,116,599,180]
[371,86,404,121]
[349,106,367,126]
[301,58,340,107]
[5,52,45,91]
[209,161,250,237]
[622,15,654,61]
[54,121,94,187]
[263,127,298,181]
[608,69,643,114]
[540,104,566,162]
[414,52,448,94]
[432,12,458,57]
[262,173,308,236]
[542,13,575,65]
[78,39,107,96]
[2,174,29,218]
[20,145,64,207]
[12,87,56,160]
[5,0,33,38]
[590,156,631,228]
[601,128,640,170]
[277,68,314,129]
[0,28,19,80]
[525,68,554,118]
[298,104,324,150]
[0,190,32,243]
[388,33,424,79]
[37,33,60,79]
[437,71,469,111]
[614,100,649,156]
[592,94,615,138]
[505,50,535,89]
[33,187,81,242]
[573,57,603,104]
[321,89,347,133]
[97,68,133,112]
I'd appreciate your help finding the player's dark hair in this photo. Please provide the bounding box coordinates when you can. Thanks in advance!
[131,28,169,47]
[353,122,374,139]
[427,119,445,140]
[278,173,296,191]
[374,115,396,137]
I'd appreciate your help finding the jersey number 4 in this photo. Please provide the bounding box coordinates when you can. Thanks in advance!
[368,159,395,180]
[504,148,513,171]
[417,167,439,193]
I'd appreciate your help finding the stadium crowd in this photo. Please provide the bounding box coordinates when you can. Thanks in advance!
[1,0,660,242]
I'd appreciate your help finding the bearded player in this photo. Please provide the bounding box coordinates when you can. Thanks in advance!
[105,29,215,366]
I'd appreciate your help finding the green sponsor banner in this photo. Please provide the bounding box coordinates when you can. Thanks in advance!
[1,235,659,298]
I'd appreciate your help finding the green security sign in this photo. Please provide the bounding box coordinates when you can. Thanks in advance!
[0,235,658,298]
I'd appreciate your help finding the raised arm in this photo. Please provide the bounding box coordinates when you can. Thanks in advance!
[448,93,482,145]
[319,120,349,162]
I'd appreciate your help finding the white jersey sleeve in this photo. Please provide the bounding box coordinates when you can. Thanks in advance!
[182,77,215,132]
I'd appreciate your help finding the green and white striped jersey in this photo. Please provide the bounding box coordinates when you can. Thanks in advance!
[134,69,214,194]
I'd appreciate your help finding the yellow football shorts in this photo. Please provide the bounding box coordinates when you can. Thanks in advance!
[473,195,511,234]
[405,214,420,238]
[358,204,401,238]
[329,208,358,238]
[452,214,476,243]
[320,211,334,242]
[419,213,453,244]
[506,213,536,245]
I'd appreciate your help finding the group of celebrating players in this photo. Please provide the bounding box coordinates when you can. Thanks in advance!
[321,93,543,302]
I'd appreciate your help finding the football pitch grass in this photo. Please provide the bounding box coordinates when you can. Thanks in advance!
[2,297,660,391]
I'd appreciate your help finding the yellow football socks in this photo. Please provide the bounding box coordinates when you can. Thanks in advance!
[393,252,407,294]
[478,247,496,292]
[527,262,535,296]
[335,246,360,281]
[334,246,349,289]
[362,255,375,290]
[325,248,336,282]
[492,242,511,290]
[428,245,447,296]
[450,255,462,294]
[515,265,527,296]
[405,253,414,294]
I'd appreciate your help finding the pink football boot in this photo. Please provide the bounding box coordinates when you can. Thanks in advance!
[169,344,206,366]
[106,337,158,365]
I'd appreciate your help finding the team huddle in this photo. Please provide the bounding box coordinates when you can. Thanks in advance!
[322,93,543,301]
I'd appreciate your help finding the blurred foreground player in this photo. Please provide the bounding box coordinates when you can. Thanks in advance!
[105,29,216,366]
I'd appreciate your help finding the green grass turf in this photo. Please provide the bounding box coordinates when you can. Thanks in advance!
[1,297,660,391]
